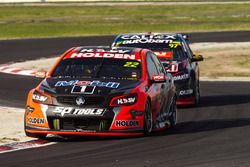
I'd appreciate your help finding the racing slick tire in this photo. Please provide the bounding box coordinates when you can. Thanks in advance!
[144,100,153,136]
[193,80,200,106]
[169,97,177,128]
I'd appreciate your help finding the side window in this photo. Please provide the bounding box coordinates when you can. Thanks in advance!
[173,46,187,60]
[182,41,193,59]
[146,53,159,79]
[151,52,166,75]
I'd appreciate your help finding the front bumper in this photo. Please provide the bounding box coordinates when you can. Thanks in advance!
[25,103,144,136]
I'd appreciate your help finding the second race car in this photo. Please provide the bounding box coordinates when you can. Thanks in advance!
[24,46,177,138]
[112,33,203,106]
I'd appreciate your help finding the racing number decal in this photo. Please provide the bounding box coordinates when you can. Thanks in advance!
[124,62,139,68]
[169,41,181,48]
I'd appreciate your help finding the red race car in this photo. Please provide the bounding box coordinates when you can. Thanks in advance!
[24,46,177,138]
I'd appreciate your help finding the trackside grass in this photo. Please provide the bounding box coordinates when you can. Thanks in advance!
[0,4,250,39]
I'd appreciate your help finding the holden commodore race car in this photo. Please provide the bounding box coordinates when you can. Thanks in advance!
[112,33,203,106]
[25,46,177,138]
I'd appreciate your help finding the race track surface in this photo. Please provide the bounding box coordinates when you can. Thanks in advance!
[1,31,250,64]
[0,31,250,167]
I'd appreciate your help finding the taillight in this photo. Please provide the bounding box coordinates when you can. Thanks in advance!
[32,90,52,104]
[110,94,137,107]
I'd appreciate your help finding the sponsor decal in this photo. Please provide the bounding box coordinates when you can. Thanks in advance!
[120,39,173,45]
[115,120,139,127]
[32,94,48,102]
[117,97,136,105]
[166,63,178,72]
[55,80,77,87]
[53,107,105,117]
[154,51,172,58]
[117,34,178,45]
[28,117,45,125]
[179,89,193,95]
[66,52,136,60]
[169,41,181,48]
[123,61,140,68]
[111,94,137,106]
[55,80,120,89]
[120,34,176,40]
[152,74,165,82]
[79,48,131,54]
[173,74,189,81]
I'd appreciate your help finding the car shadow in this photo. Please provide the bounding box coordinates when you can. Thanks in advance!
[45,133,143,143]
[43,118,250,142]
[198,94,250,108]
[163,118,250,135]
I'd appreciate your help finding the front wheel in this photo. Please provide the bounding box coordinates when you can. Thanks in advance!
[144,101,153,136]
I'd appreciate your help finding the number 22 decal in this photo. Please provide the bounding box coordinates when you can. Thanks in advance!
[124,62,139,68]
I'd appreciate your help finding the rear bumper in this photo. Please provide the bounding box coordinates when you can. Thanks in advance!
[177,96,195,105]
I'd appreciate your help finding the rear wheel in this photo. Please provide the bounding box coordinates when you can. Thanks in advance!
[144,101,152,136]
[169,97,177,128]
[193,80,200,106]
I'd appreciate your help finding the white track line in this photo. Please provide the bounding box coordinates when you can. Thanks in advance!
[0,140,57,154]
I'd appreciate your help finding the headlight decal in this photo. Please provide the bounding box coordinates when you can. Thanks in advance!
[32,90,52,104]
[110,94,137,106]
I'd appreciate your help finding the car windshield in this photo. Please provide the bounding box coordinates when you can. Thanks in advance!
[51,58,142,80]
[115,42,184,61]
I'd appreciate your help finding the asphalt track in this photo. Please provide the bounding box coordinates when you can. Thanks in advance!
[0,31,250,167]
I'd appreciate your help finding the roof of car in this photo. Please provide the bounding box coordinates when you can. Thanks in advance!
[70,46,139,54]
[63,46,145,61]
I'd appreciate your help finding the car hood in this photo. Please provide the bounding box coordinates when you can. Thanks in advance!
[39,77,142,96]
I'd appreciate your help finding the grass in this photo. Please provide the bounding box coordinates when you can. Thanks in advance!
[192,43,250,78]
[0,4,250,39]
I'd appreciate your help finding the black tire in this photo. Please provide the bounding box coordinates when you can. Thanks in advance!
[144,101,153,136]
[169,97,177,128]
[193,80,200,106]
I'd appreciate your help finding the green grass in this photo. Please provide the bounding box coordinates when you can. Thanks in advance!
[237,55,250,67]
[0,4,250,39]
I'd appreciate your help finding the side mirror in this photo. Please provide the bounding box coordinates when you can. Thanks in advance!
[34,71,47,78]
[151,74,166,83]
[192,54,204,62]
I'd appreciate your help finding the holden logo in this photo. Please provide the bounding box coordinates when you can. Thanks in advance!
[76,96,85,106]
